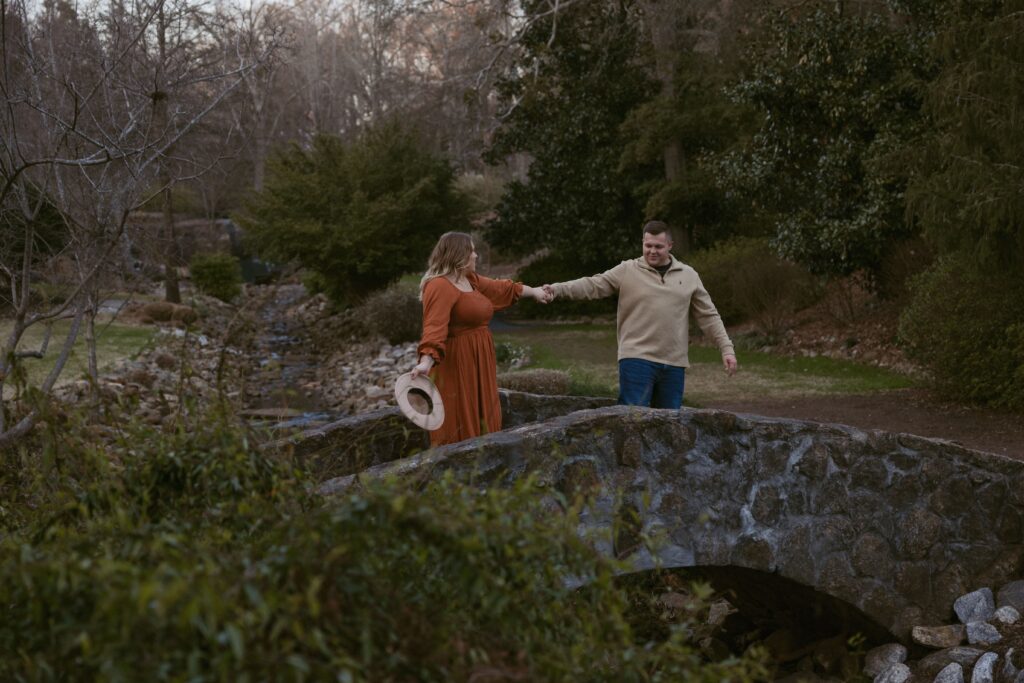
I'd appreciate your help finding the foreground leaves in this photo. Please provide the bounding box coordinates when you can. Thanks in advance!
[1,409,767,682]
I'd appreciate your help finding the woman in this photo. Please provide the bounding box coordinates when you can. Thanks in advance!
[411,232,549,447]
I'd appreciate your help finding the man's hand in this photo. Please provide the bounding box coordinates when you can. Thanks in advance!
[542,284,557,302]
[723,354,738,376]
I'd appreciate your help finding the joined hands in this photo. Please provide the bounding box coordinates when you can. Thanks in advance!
[527,284,556,304]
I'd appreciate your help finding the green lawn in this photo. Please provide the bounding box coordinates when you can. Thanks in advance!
[1,317,155,396]
[493,321,915,405]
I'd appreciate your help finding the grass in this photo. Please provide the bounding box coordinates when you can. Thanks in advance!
[493,321,915,406]
[1,317,155,396]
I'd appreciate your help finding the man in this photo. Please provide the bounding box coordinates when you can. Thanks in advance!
[543,221,737,408]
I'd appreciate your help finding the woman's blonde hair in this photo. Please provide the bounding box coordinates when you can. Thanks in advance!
[419,231,474,298]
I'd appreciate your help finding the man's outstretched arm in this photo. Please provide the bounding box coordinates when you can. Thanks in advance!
[543,262,627,301]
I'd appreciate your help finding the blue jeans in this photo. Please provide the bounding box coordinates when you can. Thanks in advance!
[618,358,686,409]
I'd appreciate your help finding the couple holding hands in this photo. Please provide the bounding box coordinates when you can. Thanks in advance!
[409,223,738,447]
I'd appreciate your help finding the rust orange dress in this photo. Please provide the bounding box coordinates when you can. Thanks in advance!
[417,272,523,447]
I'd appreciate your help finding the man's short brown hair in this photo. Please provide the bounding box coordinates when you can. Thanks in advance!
[642,220,671,239]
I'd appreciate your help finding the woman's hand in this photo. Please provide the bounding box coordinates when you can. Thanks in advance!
[523,285,552,304]
[411,355,434,379]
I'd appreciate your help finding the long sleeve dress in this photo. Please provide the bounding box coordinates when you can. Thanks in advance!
[417,272,523,447]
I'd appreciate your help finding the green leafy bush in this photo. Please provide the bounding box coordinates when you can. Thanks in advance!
[688,238,819,339]
[718,7,927,277]
[190,252,243,302]
[236,123,467,306]
[899,255,1024,410]
[494,340,530,369]
[1,408,768,681]
[355,284,422,344]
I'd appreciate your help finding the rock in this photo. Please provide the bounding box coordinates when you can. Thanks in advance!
[865,644,909,677]
[969,652,997,683]
[956,589,996,624]
[913,624,966,649]
[995,606,1021,625]
[707,599,732,627]
[966,622,1001,646]
[1004,648,1020,681]
[657,592,689,611]
[874,663,912,683]
[917,648,985,680]
[364,385,391,400]
[997,581,1024,613]
[935,662,965,683]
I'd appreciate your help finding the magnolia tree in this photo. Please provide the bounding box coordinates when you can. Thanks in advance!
[0,0,282,446]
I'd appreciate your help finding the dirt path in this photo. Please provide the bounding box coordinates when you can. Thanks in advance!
[708,389,1024,460]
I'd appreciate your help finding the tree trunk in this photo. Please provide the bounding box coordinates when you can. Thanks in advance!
[645,0,690,253]
[162,185,181,304]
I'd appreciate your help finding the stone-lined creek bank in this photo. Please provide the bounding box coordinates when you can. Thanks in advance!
[53,284,418,434]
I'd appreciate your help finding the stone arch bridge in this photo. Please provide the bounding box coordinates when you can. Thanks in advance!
[282,391,1024,642]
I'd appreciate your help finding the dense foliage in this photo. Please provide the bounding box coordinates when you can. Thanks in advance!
[906,0,1024,271]
[687,238,819,338]
[354,283,422,344]
[237,124,466,305]
[717,4,931,278]
[897,0,1024,407]
[485,0,655,269]
[190,252,243,302]
[619,52,759,251]
[899,254,1024,409]
[0,407,768,681]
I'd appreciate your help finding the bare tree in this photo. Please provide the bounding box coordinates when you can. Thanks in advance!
[0,0,281,446]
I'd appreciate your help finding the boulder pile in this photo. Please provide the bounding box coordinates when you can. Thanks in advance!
[865,581,1024,683]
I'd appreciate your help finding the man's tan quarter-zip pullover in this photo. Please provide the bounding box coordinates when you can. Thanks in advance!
[550,256,733,368]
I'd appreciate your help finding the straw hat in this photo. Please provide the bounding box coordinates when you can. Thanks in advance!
[394,372,445,431]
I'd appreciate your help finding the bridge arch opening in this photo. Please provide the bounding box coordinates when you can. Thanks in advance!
[615,565,897,678]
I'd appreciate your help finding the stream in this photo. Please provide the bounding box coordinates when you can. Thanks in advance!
[240,284,339,431]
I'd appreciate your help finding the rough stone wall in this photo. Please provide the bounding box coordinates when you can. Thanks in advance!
[316,405,1024,642]
[275,390,615,481]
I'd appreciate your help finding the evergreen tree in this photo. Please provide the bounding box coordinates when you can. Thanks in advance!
[906,0,1024,271]
[899,0,1024,409]
[718,3,932,278]
[619,51,759,252]
[485,0,656,269]
[236,124,466,305]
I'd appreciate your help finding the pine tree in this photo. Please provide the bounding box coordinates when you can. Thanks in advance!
[236,124,466,305]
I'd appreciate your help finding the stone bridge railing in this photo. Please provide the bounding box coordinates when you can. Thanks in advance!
[273,389,615,481]
[309,404,1024,642]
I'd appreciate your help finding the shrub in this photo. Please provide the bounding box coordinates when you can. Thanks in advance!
[495,340,530,370]
[236,123,467,306]
[899,255,1024,410]
[688,238,819,339]
[140,301,199,324]
[355,284,422,344]
[497,368,572,395]
[190,252,242,302]
[0,408,768,682]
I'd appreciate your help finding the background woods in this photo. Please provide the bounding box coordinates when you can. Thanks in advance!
[2,0,1023,427]
[3,0,1024,678]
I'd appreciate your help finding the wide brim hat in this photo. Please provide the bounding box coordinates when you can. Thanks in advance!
[394,372,445,431]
